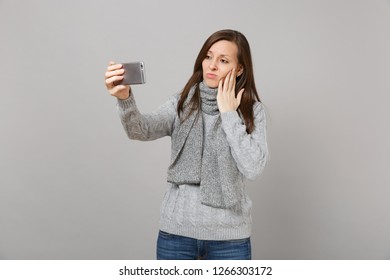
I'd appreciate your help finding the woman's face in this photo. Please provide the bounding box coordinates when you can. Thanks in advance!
[202,40,242,88]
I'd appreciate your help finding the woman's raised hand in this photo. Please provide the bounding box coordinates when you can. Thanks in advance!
[105,61,131,100]
[217,68,245,113]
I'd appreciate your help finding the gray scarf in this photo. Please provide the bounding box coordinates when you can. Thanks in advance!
[167,81,242,209]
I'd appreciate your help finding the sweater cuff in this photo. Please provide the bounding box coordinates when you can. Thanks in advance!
[117,93,136,110]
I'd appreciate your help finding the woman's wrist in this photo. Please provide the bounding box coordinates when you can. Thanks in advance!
[117,87,132,100]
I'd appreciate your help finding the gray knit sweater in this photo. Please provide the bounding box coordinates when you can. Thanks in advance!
[117,88,268,240]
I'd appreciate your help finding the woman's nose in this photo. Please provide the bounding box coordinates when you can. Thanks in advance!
[209,60,217,70]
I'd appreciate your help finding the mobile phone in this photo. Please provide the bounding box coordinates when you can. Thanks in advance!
[120,62,146,85]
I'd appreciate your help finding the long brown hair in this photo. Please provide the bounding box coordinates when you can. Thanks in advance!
[177,29,261,134]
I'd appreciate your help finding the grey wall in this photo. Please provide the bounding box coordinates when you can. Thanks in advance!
[1,0,389,259]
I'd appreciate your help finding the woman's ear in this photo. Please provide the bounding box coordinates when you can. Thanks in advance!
[237,65,244,77]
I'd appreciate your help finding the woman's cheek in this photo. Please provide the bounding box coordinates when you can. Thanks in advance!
[222,67,235,78]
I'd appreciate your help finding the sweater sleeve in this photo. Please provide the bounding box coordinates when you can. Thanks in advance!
[220,102,269,180]
[117,93,178,141]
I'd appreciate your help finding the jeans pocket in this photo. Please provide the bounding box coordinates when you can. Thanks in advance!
[158,230,174,239]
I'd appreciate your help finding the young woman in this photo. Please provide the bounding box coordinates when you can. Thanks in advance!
[105,29,268,260]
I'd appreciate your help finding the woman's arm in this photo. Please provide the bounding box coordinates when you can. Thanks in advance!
[105,61,178,141]
[117,93,178,141]
[220,102,269,180]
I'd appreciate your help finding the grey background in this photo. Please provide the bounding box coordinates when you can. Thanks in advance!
[1,0,389,259]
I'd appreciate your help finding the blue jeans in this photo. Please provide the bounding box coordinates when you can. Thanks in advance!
[156,231,251,260]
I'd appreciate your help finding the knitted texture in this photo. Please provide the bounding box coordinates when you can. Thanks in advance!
[117,83,268,240]
[167,82,241,208]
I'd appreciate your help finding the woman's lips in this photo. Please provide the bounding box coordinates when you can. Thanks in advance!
[206,73,217,79]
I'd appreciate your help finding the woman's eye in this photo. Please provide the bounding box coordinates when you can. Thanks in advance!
[205,55,212,60]
[221,59,228,64]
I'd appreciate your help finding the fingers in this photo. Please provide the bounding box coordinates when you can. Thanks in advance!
[104,61,131,99]
[222,70,232,92]
[228,68,236,91]
[218,78,223,94]
[107,63,123,71]
[106,61,123,77]
[217,68,244,112]
[105,61,125,89]
[105,75,124,88]
[105,68,124,79]
[220,68,237,92]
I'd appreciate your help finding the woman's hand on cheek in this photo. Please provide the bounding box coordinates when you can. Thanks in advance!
[217,69,245,113]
